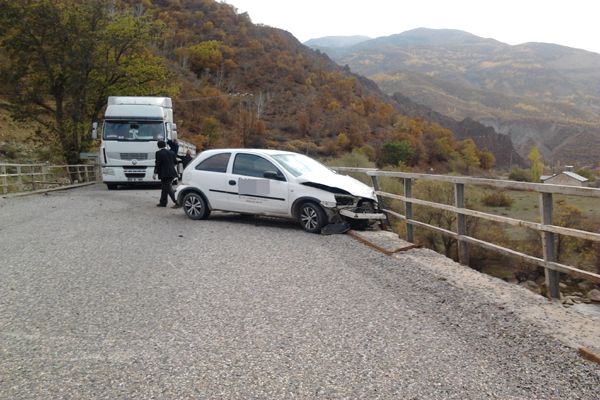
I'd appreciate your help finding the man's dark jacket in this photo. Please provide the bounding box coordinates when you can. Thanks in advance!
[154,148,177,179]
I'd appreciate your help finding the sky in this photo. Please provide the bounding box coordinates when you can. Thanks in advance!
[223,0,600,54]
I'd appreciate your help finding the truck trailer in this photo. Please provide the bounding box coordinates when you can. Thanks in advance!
[95,96,195,189]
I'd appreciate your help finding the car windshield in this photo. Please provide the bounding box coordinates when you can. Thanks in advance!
[103,121,165,141]
[272,153,333,177]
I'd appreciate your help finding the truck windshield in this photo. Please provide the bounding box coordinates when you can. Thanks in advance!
[103,121,165,141]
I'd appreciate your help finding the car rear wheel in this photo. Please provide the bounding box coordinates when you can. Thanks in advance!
[298,202,327,233]
[183,192,210,220]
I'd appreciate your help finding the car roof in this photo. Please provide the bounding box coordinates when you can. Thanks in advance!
[199,148,299,157]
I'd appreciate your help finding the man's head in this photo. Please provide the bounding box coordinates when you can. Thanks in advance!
[157,140,166,149]
[186,150,191,156]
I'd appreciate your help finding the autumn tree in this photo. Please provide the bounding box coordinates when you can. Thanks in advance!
[478,150,496,170]
[528,146,544,182]
[201,116,221,147]
[458,138,480,173]
[0,0,174,163]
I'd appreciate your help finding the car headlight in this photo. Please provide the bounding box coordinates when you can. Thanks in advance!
[320,200,336,208]
[103,167,115,176]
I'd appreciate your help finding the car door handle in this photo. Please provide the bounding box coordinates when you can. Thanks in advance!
[228,180,236,186]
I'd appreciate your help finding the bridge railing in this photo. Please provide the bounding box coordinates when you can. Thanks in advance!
[333,167,600,298]
[0,163,99,194]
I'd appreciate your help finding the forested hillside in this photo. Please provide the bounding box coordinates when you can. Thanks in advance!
[309,28,600,164]
[0,1,497,172]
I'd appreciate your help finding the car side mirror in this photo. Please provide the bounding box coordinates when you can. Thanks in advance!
[263,170,284,181]
[92,122,98,140]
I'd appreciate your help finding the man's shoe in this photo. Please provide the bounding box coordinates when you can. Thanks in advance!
[156,203,167,207]
[171,204,181,209]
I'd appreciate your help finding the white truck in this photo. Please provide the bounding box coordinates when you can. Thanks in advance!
[93,96,195,190]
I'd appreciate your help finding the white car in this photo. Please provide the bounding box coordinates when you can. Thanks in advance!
[174,149,385,233]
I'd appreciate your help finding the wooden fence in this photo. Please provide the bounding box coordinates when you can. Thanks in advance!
[0,163,99,194]
[334,167,600,299]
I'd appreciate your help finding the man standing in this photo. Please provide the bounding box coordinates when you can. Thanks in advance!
[181,149,193,169]
[153,140,179,208]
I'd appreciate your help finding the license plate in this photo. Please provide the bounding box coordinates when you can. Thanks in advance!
[127,178,142,182]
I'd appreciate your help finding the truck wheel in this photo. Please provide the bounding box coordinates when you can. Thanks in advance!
[298,202,327,233]
[183,192,210,220]
[106,184,117,190]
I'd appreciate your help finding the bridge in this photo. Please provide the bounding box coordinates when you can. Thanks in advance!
[1,181,600,398]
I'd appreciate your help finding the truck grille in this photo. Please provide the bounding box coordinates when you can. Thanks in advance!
[124,173,146,178]
[123,167,148,178]
[120,153,148,160]
[123,166,148,171]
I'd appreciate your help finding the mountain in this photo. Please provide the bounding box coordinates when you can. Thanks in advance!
[310,28,600,164]
[0,1,515,171]
[304,35,371,49]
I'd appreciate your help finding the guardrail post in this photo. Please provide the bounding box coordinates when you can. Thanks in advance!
[1,164,7,194]
[454,183,469,265]
[370,174,390,229]
[31,165,37,190]
[16,165,23,191]
[404,178,414,242]
[540,192,560,299]
[41,165,50,188]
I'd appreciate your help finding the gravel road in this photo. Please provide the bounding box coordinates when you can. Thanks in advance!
[1,185,599,399]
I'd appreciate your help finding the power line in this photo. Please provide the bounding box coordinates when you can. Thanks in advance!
[177,93,253,102]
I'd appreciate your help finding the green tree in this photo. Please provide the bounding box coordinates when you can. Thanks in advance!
[381,140,414,166]
[576,168,595,182]
[528,146,544,182]
[201,116,221,147]
[458,138,480,173]
[0,0,174,163]
[188,40,223,76]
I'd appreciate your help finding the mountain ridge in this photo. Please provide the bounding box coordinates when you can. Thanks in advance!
[307,28,600,164]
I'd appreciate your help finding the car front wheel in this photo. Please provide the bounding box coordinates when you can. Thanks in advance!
[298,202,327,233]
[182,192,210,220]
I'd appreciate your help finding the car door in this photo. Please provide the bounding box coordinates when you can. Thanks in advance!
[191,152,232,210]
[227,153,289,215]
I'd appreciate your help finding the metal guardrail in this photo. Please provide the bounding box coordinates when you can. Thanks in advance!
[0,163,99,194]
[333,167,600,298]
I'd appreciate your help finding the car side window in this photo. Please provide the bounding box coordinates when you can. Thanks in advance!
[195,153,231,173]
[233,153,286,181]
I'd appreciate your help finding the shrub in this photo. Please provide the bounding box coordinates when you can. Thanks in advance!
[481,191,514,208]
[508,167,532,182]
[327,149,374,169]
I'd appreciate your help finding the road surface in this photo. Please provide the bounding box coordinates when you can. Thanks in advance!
[1,185,599,399]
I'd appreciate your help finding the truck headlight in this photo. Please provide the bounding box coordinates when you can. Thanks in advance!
[103,168,115,176]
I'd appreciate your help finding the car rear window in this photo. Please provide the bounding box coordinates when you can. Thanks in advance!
[195,153,231,173]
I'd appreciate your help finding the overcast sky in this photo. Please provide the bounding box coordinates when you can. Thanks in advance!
[223,0,600,53]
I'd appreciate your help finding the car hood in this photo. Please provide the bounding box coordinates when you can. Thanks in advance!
[297,171,376,199]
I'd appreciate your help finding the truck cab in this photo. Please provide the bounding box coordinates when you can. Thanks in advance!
[98,96,195,189]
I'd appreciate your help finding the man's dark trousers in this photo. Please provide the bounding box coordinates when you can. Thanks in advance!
[159,177,176,206]
[154,147,178,206]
